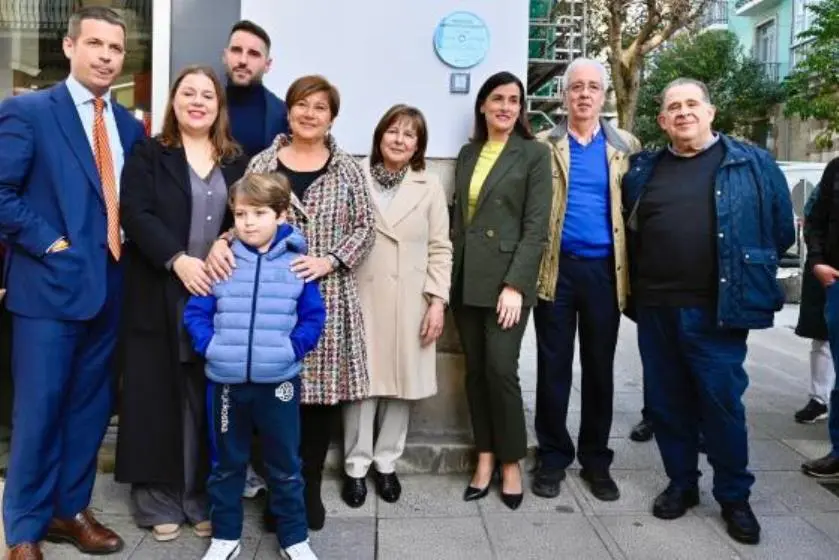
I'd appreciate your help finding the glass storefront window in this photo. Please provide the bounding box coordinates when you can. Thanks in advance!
[0,0,154,451]
[0,0,153,133]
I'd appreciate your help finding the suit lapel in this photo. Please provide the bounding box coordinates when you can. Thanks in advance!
[113,104,136,155]
[457,143,480,224]
[383,170,427,228]
[473,135,522,215]
[160,146,190,196]
[51,84,102,202]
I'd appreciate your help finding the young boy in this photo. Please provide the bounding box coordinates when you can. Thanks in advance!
[185,173,326,560]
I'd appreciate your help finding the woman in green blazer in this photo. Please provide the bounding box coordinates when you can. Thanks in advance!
[451,71,552,509]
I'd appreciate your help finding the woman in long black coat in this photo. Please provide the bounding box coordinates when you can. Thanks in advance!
[795,184,834,423]
[115,66,248,541]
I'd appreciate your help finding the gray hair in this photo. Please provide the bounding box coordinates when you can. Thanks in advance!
[67,6,126,40]
[660,78,712,110]
[561,58,610,92]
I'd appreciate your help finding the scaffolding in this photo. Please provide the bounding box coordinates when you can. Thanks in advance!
[527,0,587,132]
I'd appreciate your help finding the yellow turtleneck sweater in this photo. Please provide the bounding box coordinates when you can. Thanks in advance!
[467,140,506,221]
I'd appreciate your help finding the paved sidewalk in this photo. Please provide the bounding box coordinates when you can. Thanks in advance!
[13,306,839,558]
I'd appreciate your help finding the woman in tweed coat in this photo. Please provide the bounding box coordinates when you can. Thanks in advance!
[206,75,375,531]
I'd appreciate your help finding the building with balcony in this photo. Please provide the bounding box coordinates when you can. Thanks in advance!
[698,0,730,31]
[728,0,822,83]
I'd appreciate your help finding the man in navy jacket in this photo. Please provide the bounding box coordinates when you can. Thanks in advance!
[622,78,794,546]
[0,7,145,558]
[223,20,289,159]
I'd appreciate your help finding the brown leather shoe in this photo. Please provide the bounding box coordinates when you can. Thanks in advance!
[6,543,43,559]
[45,509,124,554]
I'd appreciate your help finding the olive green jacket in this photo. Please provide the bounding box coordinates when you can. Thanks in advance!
[535,118,641,310]
[450,133,553,308]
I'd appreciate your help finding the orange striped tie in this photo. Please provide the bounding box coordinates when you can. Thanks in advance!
[93,98,121,261]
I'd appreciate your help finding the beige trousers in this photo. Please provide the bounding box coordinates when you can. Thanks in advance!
[343,398,411,478]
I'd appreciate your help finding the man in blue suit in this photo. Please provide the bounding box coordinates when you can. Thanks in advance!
[0,7,145,559]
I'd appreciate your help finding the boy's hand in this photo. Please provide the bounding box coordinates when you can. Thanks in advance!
[291,255,334,282]
[173,255,213,296]
[206,239,236,282]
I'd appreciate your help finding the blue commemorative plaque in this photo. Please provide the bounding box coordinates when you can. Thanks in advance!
[433,11,490,69]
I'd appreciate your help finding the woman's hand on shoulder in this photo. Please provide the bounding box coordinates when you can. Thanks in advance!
[291,255,335,282]
[206,238,236,282]
[173,254,213,296]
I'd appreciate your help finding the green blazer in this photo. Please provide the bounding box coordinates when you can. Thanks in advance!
[451,133,553,308]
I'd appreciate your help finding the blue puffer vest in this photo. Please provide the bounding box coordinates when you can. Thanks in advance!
[204,228,307,384]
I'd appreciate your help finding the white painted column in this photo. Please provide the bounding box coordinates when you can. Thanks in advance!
[151,0,172,134]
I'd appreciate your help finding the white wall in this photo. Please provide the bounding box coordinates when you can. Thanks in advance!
[241,0,529,158]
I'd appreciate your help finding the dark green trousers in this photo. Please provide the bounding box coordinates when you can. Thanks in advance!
[453,304,530,463]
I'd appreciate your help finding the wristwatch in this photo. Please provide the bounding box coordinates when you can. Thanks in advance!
[326,253,341,271]
[218,229,236,245]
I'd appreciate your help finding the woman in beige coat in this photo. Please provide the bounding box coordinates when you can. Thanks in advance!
[342,105,453,507]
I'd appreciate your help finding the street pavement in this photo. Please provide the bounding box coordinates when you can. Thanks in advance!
[4,304,839,558]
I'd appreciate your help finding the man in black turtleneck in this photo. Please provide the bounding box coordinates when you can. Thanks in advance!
[223,20,288,158]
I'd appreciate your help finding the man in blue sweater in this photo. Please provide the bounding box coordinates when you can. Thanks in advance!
[185,173,325,560]
[223,20,289,158]
[533,59,640,503]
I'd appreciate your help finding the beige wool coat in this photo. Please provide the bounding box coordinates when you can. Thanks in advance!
[356,159,453,400]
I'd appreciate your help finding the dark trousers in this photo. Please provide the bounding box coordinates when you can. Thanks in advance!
[299,403,338,483]
[453,304,530,463]
[3,259,122,546]
[822,284,839,456]
[207,377,306,548]
[637,306,754,503]
[533,255,619,472]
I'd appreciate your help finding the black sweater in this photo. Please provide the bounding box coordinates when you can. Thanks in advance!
[634,141,725,307]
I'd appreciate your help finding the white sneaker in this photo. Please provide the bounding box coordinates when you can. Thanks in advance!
[242,464,267,498]
[201,538,241,560]
[284,539,318,559]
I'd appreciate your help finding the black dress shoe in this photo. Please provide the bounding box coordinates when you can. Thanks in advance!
[501,491,523,510]
[342,476,367,508]
[629,419,654,442]
[374,471,402,503]
[801,453,839,478]
[463,483,490,501]
[652,484,700,520]
[531,467,565,499]
[580,469,620,502]
[721,501,760,545]
[463,464,498,501]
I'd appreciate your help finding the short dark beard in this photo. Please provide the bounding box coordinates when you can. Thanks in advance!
[225,69,263,88]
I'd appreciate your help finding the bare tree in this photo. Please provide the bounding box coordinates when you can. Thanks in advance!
[592,0,712,130]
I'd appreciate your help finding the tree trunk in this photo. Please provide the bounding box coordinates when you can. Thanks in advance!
[615,58,642,132]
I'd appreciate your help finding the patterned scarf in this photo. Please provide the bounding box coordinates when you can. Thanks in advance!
[370,162,408,190]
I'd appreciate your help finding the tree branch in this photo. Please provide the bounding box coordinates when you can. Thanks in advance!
[640,0,713,56]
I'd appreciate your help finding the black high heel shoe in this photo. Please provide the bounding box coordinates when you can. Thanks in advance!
[500,464,524,510]
[463,464,499,501]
